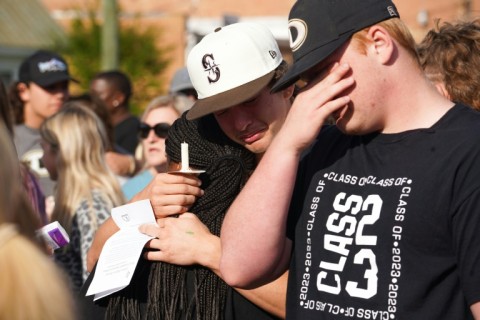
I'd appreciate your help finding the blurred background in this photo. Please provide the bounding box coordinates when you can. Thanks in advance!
[1,0,478,114]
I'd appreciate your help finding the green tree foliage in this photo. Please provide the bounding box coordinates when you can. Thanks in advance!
[57,10,171,115]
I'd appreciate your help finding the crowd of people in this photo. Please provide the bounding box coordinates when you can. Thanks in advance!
[1,1,480,319]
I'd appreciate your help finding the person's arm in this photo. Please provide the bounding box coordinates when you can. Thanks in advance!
[80,196,110,280]
[220,63,354,288]
[471,302,480,319]
[139,213,288,318]
[86,172,203,271]
[105,151,140,177]
[86,217,119,272]
[235,271,288,319]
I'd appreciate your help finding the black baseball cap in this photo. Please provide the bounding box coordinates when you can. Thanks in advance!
[272,0,399,92]
[18,50,78,87]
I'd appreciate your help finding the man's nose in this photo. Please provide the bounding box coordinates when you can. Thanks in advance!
[229,105,254,131]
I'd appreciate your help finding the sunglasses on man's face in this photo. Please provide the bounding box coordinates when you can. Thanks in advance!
[138,122,171,139]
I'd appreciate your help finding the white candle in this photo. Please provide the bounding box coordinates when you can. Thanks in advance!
[181,142,189,171]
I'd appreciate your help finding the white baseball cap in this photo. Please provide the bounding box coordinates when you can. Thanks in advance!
[186,22,283,120]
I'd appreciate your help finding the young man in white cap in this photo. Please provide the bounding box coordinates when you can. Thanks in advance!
[11,50,76,204]
[219,0,480,319]
[85,22,294,318]
[184,23,293,160]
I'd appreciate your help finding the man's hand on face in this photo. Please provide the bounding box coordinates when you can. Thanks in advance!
[277,63,354,155]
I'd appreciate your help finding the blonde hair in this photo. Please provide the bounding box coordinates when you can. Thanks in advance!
[141,95,182,121]
[40,103,124,234]
[352,18,419,64]
[0,122,75,320]
[135,95,182,165]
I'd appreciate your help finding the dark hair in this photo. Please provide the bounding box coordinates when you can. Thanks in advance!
[0,81,13,134]
[8,81,25,124]
[0,83,46,241]
[106,112,256,319]
[68,93,115,150]
[91,70,133,106]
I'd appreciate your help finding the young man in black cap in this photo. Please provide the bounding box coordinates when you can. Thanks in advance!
[220,0,480,319]
[11,50,76,204]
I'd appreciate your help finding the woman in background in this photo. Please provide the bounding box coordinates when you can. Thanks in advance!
[122,95,180,200]
[40,103,125,291]
[68,93,138,184]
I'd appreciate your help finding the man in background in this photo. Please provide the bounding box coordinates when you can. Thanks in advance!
[10,50,76,212]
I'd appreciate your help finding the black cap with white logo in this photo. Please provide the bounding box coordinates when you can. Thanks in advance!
[18,50,78,87]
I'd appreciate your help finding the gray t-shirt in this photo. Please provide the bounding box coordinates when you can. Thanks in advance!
[13,124,55,197]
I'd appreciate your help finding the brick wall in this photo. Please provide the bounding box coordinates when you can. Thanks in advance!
[42,0,480,93]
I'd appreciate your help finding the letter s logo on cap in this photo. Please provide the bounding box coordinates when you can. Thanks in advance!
[289,19,308,52]
[202,54,220,84]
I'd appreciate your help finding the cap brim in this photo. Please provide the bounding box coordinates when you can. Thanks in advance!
[34,74,79,88]
[271,33,352,93]
[186,70,275,120]
[170,83,194,94]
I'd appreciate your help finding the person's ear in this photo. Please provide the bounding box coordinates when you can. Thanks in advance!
[367,25,394,65]
[113,91,126,106]
[17,82,30,103]
[282,84,295,100]
[434,81,451,100]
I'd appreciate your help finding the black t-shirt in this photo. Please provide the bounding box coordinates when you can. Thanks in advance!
[115,115,140,155]
[286,104,480,319]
